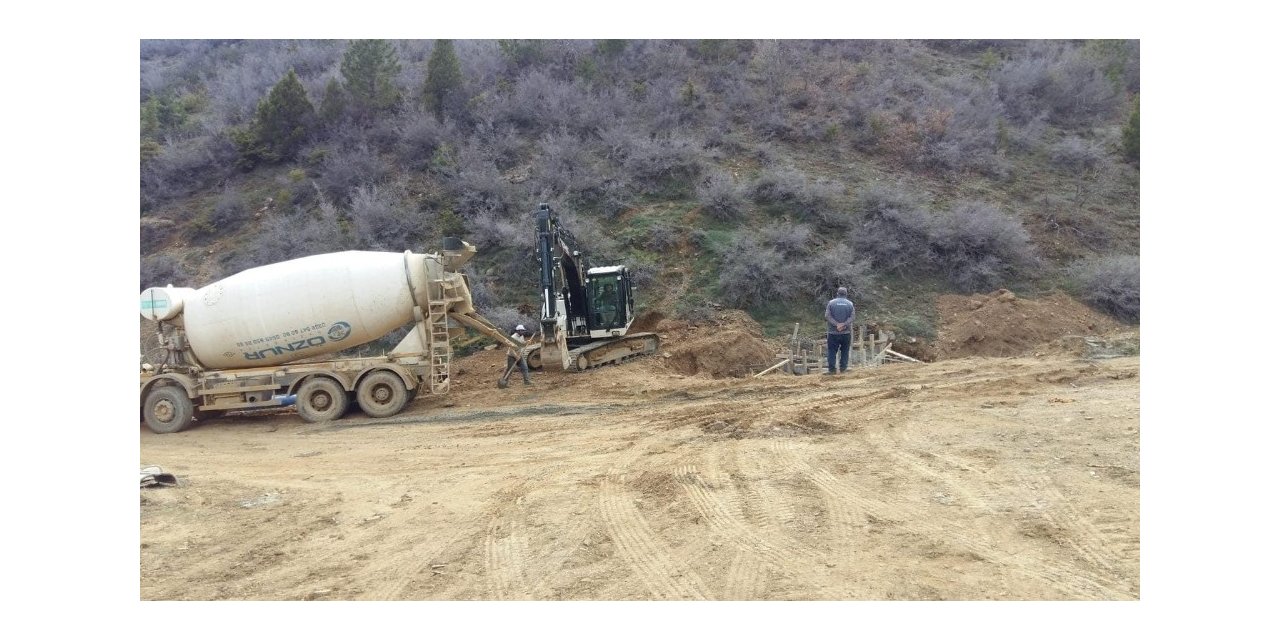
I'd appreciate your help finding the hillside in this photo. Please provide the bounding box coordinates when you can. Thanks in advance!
[139,39,1140,344]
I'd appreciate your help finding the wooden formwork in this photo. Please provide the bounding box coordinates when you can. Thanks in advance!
[752,324,901,377]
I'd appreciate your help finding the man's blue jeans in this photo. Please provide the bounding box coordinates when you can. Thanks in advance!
[827,333,851,372]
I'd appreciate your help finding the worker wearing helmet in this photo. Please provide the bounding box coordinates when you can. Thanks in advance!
[506,324,535,386]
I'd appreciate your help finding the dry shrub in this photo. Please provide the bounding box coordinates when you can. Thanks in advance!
[1067,255,1139,323]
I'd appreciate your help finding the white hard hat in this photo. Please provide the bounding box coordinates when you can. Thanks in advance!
[515,324,526,331]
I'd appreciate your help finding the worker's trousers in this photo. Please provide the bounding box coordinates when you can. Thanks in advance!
[507,355,530,383]
[827,333,851,373]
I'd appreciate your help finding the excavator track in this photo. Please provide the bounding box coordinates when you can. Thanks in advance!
[565,332,660,371]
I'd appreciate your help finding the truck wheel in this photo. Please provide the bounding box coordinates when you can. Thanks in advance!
[357,371,409,418]
[143,385,194,434]
[297,377,349,423]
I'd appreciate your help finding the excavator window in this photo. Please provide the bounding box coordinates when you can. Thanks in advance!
[591,278,623,329]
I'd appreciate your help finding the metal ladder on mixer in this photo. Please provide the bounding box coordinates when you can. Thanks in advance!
[426,299,451,393]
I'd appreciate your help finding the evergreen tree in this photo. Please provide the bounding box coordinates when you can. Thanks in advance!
[319,77,347,126]
[341,39,402,116]
[422,39,463,121]
[233,68,315,168]
[1121,95,1139,164]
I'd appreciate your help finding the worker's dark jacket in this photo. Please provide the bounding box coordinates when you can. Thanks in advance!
[825,296,855,334]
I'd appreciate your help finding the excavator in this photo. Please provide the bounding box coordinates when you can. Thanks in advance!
[524,202,659,373]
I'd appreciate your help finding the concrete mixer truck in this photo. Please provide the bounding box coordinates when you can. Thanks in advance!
[138,238,521,434]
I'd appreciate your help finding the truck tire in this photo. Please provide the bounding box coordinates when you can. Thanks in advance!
[297,377,349,423]
[143,385,195,434]
[357,370,409,418]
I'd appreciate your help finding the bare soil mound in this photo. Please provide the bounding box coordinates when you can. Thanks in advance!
[656,308,781,378]
[665,328,778,378]
[630,310,666,332]
[934,289,1120,359]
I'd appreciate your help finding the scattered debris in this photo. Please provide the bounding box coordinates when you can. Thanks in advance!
[239,491,282,508]
[140,465,178,488]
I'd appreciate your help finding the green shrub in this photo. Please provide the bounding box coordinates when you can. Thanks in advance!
[233,69,316,169]
[341,39,402,115]
[422,39,464,121]
[188,211,217,239]
[882,313,936,340]
[1122,96,1139,164]
[140,139,162,163]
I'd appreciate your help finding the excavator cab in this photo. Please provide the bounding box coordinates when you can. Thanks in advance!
[586,266,633,335]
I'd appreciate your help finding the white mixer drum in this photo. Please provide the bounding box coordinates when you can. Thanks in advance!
[181,251,438,369]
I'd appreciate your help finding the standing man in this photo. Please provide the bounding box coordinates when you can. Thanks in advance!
[506,324,534,386]
[824,286,855,374]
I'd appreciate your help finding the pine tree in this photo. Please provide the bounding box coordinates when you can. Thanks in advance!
[256,69,315,160]
[233,68,315,168]
[341,39,402,117]
[1121,95,1139,164]
[319,77,347,126]
[422,39,463,121]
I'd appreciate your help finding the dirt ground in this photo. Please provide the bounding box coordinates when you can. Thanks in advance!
[140,302,1139,600]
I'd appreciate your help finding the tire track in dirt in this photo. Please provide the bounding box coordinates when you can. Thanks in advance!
[364,502,486,600]
[481,455,596,600]
[732,442,798,533]
[151,506,341,598]
[729,437,863,567]
[1015,471,1138,584]
[674,464,826,573]
[863,393,1136,592]
[769,439,1132,599]
[708,441,828,599]
[866,425,1004,520]
[522,509,599,597]
[366,446,574,599]
[710,445,823,560]
[723,546,765,600]
[599,471,709,599]
[484,496,530,600]
[163,473,455,596]
[860,424,1015,593]
[580,412,716,600]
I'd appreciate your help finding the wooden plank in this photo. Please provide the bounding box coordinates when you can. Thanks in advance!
[883,348,922,363]
[858,325,867,367]
[875,341,893,364]
[753,358,791,378]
